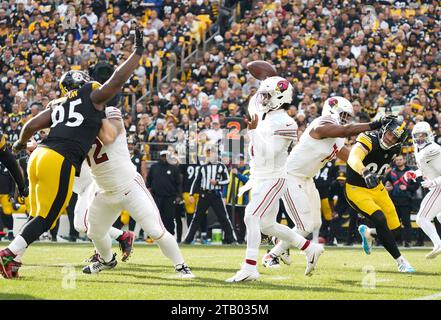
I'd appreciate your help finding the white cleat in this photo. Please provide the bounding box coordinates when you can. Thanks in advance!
[425,245,441,260]
[280,249,292,265]
[83,253,117,274]
[175,263,195,278]
[226,267,259,283]
[262,251,281,269]
[304,243,324,276]
[397,257,415,273]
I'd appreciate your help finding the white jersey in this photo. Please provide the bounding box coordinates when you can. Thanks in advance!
[73,161,94,195]
[248,109,297,179]
[286,116,345,179]
[88,108,138,192]
[415,142,441,181]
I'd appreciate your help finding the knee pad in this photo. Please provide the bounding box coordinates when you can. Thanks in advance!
[260,223,275,236]
[145,226,165,240]
[244,214,259,227]
[370,210,387,228]
[416,215,426,227]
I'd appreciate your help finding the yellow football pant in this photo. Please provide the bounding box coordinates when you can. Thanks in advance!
[345,182,400,230]
[27,147,75,229]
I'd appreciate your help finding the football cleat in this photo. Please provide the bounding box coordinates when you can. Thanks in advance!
[304,243,324,276]
[425,245,441,260]
[271,236,292,265]
[262,250,281,269]
[84,252,100,263]
[397,258,415,273]
[118,231,135,262]
[358,225,373,255]
[175,263,195,278]
[10,260,22,278]
[83,253,117,274]
[280,249,292,265]
[226,267,259,283]
[0,248,17,279]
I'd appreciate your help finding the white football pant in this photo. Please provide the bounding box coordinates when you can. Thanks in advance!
[87,174,185,265]
[244,178,308,264]
[416,186,441,247]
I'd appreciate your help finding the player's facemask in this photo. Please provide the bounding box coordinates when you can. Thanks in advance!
[379,121,408,150]
[339,111,352,125]
[412,132,432,148]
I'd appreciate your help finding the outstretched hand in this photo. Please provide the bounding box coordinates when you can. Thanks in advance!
[244,114,259,130]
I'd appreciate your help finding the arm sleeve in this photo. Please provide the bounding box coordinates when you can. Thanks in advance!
[347,143,368,175]
[217,164,230,185]
[237,172,249,183]
[0,148,26,192]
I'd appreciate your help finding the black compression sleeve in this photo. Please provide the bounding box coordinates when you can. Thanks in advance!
[0,148,26,192]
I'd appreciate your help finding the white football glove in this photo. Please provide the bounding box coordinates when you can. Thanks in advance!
[421,179,435,189]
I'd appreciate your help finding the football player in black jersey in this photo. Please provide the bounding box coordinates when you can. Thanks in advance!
[0,29,145,279]
[0,134,28,203]
[345,117,415,273]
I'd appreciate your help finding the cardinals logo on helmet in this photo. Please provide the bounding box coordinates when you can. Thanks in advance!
[275,80,289,93]
[328,97,338,107]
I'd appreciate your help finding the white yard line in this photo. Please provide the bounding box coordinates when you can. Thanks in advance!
[413,292,441,300]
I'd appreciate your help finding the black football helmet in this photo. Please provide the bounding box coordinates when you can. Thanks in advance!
[59,70,91,95]
[378,117,408,150]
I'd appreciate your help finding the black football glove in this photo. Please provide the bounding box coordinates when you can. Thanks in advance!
[134,28,144,55]
[362,169,379,189]
[369,115,397,130]
[12,140,27,153]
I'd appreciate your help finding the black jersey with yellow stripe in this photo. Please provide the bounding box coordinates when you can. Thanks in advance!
[346,131,401,188]
[41,82,104,173]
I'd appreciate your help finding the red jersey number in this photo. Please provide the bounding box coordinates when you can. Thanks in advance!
[86,139,109,166]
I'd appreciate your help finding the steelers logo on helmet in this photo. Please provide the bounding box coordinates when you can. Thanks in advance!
[59,70,92,96]
[379,116,408,150]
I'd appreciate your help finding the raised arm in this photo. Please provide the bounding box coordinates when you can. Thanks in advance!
[90,29,145,109]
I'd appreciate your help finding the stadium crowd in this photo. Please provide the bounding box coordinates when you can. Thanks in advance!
[1,0,441,246]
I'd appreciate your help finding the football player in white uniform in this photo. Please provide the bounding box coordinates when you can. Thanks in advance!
[72,161,135,262]
[405,121,441,259]
[226,76,324,283]
[264,97,393,267]
[82,107,194,278]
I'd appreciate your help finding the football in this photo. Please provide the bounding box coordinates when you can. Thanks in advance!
[247,60,277,80]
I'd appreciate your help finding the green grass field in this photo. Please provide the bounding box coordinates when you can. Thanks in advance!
[1,242,440,300]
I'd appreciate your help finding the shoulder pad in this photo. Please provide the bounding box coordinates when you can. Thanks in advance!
[356,132,373,152]
[105,106,122,120]
[424,143,441,162]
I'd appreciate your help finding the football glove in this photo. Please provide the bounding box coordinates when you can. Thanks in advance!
[362,169,379,189]
[403,170,417,182]
[369,115,397,130]
[422,179,435,189]
[134,28,145,55]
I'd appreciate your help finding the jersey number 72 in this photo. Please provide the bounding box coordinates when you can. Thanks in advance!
[86,139,109,166]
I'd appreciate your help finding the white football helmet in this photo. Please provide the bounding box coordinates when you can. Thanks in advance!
[412,121,433,148]
[321,96,354,125]
[253,76,293,113]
